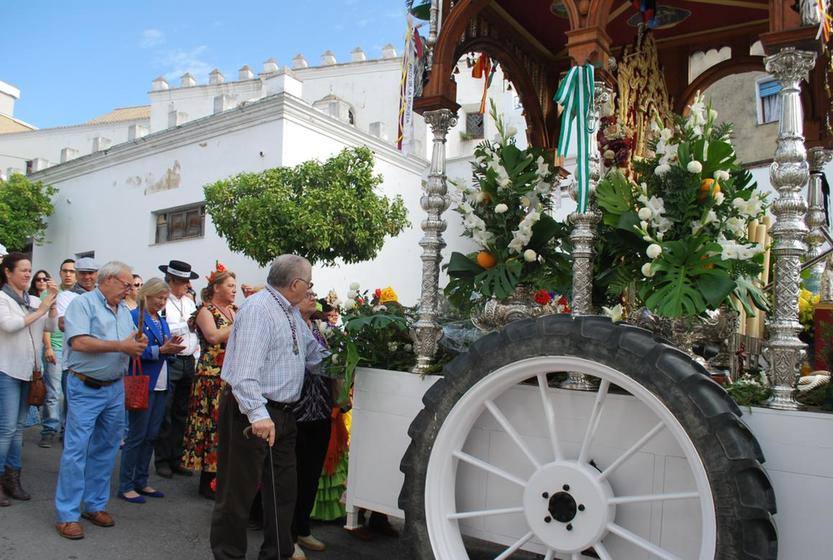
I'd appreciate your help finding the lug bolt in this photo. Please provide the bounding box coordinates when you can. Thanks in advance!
[542,492,549,499]
[578,504,585,512]
[566,523,573,531]
[544,516,551,523]
[562,484,570,491]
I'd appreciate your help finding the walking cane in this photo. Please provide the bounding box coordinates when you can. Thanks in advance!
[243,426,281,555]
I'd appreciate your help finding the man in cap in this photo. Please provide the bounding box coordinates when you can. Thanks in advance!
[155,260,200,479]
[55,257,100,435]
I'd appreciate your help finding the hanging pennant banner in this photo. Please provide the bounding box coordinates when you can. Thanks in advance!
[397,21,417,155]
[554,63,595,213]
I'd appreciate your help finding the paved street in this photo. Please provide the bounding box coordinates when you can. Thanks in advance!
[0,427,543,560]
[0,427,405,560]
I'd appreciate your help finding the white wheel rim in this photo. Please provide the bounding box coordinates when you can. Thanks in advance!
[424,356,717,560]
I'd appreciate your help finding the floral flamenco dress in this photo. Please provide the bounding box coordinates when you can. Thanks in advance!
[310,407,350,521]
[181,303,235,476]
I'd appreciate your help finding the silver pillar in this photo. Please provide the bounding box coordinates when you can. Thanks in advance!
[805,147,833,292]
[412,108,458,374]
[561,81,612,391]
[763,47,817,410]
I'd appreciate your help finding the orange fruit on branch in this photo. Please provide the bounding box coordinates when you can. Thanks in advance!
[698,178,721,202]
[476,251,498,269]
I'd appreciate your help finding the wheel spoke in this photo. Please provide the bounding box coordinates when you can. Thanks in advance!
[484,399,541,469]
[578,379,610,464]
[609,491,700,505]
[447,506,524,520]
[453,450,527,487]
[493,530,534,560]
[537,373,563,461]
[595,542,613,560]
[599,421,665,481]
[607,523,683,560]
[543,549,555,560]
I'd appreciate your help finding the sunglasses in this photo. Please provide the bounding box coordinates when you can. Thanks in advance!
[35,277,48,282]
[134,283,143,288]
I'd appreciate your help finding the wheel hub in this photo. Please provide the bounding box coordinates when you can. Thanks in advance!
[522,461,615,553]
[548,491,577,523]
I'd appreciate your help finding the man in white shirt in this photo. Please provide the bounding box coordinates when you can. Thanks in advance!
[55,257,99,438]
[155,260,200,479]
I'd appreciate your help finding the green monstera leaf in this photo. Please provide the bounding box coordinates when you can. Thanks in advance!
[641,238,735,318]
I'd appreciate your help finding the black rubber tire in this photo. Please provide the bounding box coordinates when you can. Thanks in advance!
[399,314,777,560]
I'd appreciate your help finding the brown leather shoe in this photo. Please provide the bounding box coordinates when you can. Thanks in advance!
[56,522,84,540]
[81,511,115,527]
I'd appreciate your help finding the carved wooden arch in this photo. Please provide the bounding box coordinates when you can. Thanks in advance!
[418,0,491,106]
[586,0,616,28]
[455,37,550,148]
[676,55,765,113]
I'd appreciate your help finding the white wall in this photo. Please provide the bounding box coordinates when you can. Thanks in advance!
[0,119,147,176]
[31,93,440,306]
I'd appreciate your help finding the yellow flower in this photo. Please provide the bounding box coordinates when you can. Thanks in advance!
[379,286,399,304]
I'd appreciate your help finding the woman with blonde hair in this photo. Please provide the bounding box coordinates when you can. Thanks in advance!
[118,278,184,503]
[182,262,237,499]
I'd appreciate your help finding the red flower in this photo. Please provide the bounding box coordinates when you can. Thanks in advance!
[374,288,382,299]
[534,289,552,305]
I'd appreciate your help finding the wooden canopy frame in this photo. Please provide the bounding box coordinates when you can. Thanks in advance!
[415,0,831,150]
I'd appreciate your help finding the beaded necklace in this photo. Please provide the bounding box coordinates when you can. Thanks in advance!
[267,289,299,355]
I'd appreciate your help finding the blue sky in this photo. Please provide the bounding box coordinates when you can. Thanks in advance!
[0,0,407,128]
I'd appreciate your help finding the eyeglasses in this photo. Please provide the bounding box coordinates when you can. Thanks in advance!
[114,278,133,290]
[306,291,318,299]
[294,278,314,290]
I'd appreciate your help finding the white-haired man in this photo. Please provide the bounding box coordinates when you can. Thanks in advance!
[211,254,329,560]
[54,261,147,540]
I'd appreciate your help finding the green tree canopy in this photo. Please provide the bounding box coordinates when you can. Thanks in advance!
[0,174,57,251]
[204,147,409,266]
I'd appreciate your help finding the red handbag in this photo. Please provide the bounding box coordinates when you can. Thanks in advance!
[124,358,149,411]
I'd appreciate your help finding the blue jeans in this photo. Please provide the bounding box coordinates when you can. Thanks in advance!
[119,390,167,494]
[41,348,63,436]
[55,374,125,522]
[0,372,29,471]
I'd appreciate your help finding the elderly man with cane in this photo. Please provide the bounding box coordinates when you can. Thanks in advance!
[211,254,330,560]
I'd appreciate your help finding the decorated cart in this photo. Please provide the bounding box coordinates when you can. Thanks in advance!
[343,1,833,558]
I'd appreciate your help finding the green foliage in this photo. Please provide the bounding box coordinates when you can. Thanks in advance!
[594,95,768,318]
[326,288,417,398]
[725,374,772,407]
[444,100,570,312]
[203,147,409,266]
[0,174,57,251]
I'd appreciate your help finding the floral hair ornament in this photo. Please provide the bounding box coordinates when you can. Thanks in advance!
[206,261,228,284]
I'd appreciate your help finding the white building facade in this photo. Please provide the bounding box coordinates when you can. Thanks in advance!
[12,48,522,304]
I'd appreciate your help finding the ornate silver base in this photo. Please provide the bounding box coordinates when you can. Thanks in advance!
[765,385,805,410]
[762,337,805,410]
[470,285,557,333]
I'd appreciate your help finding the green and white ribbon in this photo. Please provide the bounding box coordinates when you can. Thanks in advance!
[554,64,595,213]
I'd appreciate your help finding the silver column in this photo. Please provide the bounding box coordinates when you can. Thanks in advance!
[805,147,833,292]
[412,108,458,374]
[763,47,817,410]
[561,81,612,391]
